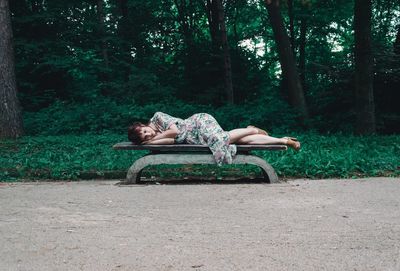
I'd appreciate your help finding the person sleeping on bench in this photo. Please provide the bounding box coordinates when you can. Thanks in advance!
[127,112,300,166]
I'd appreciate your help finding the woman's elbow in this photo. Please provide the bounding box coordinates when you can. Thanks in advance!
[171,130,178,138]
[168,125,179,138]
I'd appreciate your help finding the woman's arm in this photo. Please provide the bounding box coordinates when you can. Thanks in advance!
[150,124,179,141]
[142,138,175,145]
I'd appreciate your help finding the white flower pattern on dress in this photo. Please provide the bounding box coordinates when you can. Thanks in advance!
[149,112,237,165]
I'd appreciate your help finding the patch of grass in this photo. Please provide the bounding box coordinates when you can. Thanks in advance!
[256,134,400,178]
[0,133,399,182]
[0,133,142,181]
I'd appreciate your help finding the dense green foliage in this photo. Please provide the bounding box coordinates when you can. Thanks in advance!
[1,133,399,181]
[9,0,400,134]
[2,0,399,181]
[23,90,300,135]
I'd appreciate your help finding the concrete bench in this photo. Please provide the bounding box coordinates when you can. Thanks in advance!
[112,142,287,184]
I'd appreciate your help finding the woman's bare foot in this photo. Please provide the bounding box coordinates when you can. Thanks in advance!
[284,137,301,151]
[283,136,298,142]
[247,125,269,136]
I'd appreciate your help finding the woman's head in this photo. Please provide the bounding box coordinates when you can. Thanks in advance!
[128,122,155,144]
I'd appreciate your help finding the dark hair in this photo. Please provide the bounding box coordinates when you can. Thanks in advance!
[128,122,146,145]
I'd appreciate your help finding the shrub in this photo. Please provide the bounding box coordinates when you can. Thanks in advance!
[23,88,299,136]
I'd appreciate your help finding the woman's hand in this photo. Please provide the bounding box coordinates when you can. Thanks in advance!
[150,124,179,141]
[142,138,175,145]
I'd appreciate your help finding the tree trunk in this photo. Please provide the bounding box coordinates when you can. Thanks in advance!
[354,0,376,134]
[264,0,308,120]
[173,0,197,100]
[216,0,234,104]
[205,0,221,51]
[394,24,400,54]
[116,0,131,81]
[233,6,239,44]
[0,0,24,139]
[287,0,295,54]
[96,0,110,95]
[97,0,109,69]
[298,17,307,90]
[204,0,234,104]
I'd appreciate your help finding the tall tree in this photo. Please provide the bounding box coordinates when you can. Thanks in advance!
[204,0,234,104]
[97,0,109,69]
[395,24,400,54]
[298,16,307,90]
[287,0,295,53]
[116,0,131,81]
[354,0,376,134]
[97,0,110,95]
[217,0,234,103]
[264,0,308,120]
[0,0,23,139]
[173,0,197,85]
[205,0,221,50]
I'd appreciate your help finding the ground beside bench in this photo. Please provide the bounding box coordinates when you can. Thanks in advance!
[112,143,287,184]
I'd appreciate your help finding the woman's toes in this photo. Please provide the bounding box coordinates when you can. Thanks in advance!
[286,138,301,151]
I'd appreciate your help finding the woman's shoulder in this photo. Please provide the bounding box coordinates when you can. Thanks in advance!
[151,111,166,119]
[151,112,181,124]
[153,111,170,117]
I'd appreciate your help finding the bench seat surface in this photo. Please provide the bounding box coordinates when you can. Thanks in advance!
[113,142,287,152]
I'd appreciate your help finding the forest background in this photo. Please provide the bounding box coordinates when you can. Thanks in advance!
[0,0,399,181]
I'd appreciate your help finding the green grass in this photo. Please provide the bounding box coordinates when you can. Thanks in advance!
[0,133,399,182]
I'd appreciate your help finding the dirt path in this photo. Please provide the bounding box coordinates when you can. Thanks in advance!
[1,178,400,271]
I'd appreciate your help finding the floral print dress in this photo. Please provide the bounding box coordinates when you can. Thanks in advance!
[149,112,237,165]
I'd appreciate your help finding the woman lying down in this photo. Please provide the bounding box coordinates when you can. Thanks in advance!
[128,112,300,165]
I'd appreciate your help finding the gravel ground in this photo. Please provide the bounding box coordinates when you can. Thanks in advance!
[1,177,400,271]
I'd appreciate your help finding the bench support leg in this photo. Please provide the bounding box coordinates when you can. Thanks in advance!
[125,154,278,184]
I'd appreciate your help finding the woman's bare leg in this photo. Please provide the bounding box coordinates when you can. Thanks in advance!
[233,134,286,144]
[229,129,300,150]
[228,128,258,144]
[235,134,300,150]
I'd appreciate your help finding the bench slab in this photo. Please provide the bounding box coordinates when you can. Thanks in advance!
[113,142,287,184]
[113,142,287,152]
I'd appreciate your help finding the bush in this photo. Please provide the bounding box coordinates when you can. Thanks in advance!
[23,87,299,136]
